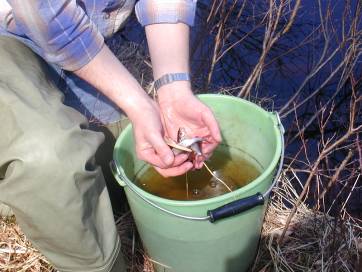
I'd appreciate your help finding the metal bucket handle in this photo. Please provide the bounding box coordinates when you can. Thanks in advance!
[111,111,285,223]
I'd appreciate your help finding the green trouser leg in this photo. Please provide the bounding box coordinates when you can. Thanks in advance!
[92,119,130,216]
[0,36,125,272]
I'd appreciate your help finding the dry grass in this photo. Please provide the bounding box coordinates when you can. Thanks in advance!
[1,173,360,271]
[0,216,55,272]
[253,173,361,272]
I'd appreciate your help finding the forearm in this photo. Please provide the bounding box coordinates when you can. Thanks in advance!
[74,45,151,122]
[145,23,193,99]
[146,23,190,79]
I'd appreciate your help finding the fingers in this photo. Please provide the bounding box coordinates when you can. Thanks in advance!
[148,133,175,166]
[196,140,218,167]
[138,149,169,167]
[139,148,189,169]
[201,110,222,143]
[174,153,190,165]
[201,140,218,154]
[194,155,205,169]
[140,146,193,177]
[154,161,193,177]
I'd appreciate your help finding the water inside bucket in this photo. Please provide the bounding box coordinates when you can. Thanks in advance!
[134,146,262,200]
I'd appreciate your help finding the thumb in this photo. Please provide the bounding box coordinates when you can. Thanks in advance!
[149,133,175,166]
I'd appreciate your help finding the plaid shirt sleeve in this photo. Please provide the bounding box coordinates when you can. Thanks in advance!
[135,0,197,26]
[7,0,104,71]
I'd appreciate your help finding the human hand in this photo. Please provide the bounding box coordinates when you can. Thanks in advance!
[73,45,193,176]
[128,98,194,177]
[157,82,222,170]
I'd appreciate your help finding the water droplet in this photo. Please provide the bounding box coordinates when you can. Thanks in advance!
[192,188,199,195]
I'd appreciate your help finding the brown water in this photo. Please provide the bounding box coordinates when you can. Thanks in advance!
[134,147,261,201]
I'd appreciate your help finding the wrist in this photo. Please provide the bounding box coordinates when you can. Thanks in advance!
[119,90,152,122]
[154,72,190,91]
[157,81,193,104]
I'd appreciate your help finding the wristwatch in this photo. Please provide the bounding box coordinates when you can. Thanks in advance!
[154,73,190,91]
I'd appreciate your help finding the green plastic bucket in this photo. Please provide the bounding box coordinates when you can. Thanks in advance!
[112,94,284,272]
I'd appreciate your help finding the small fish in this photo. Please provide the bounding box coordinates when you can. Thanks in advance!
[177,128,203,156]
[164,137,192,154]
[178,137,203,152]
[190,141,202,156]
[165,128,204,159]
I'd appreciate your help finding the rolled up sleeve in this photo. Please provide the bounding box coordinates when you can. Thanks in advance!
[135,0,197,27]
[7,0,104,71]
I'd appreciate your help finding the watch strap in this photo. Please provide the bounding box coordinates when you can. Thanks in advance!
[154,73,190,91]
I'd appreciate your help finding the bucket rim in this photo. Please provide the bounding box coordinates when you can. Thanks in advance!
[113,94,283,207]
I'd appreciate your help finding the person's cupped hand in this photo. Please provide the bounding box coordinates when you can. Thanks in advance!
[130,98,194,177]
[157,81,222,171]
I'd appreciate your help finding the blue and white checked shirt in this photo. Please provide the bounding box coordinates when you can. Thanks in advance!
[0,0,197,124]
[0,0,197,71]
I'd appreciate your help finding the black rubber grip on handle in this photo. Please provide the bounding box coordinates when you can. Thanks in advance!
[207,193,265,223]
